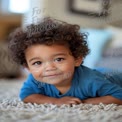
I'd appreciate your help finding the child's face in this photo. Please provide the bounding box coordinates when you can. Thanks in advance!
[25,44,82,87]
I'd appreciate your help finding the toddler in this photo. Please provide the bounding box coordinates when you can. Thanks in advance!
[8,17,122,105]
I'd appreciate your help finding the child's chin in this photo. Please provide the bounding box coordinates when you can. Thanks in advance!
[42,79,63,85]
[45,80,61,85]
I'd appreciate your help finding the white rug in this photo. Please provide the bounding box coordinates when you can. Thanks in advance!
[0,79,122,122]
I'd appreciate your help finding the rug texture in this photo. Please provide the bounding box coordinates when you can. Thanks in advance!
[0,79,122,122]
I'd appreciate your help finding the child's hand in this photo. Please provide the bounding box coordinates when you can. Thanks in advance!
[56,96,82,106]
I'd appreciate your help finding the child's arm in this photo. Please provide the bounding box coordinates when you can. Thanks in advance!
[23,94,82,105]
[82,96,122,105]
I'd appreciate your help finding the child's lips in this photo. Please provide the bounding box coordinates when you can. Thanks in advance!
[43,74,62,78]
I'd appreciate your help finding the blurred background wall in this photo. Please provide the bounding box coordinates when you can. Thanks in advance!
[0,0,122,79]
[23,0,122,27]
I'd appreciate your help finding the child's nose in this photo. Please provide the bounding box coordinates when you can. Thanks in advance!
[44,61,56,71]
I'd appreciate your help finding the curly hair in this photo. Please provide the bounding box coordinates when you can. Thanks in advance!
[8,17,90,66]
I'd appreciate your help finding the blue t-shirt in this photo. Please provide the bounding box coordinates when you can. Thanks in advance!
[20,65,122,101]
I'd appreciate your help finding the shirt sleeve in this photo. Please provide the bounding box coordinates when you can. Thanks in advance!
[19,74,44,100]
[88,74,122,100]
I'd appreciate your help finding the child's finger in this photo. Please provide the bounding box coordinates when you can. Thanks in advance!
[72,98,82,104]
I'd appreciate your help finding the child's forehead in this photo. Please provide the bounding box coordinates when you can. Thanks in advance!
[28,43,70,50]
[25,44,73,60]
[25,44,72,56]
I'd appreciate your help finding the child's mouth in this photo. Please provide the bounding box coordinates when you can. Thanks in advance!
[44,74,62,78]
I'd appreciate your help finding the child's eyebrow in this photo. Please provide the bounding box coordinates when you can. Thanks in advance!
[52,53,68,57]
[28,53,68,62]
[29,57,40,62]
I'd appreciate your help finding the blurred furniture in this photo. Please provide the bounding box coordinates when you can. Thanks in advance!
[95,25,122,71]
[82,24,122,71]
[0,42,21,78]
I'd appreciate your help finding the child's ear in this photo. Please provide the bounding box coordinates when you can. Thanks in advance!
[75,57,83,67]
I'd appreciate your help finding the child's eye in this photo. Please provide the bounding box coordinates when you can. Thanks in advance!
[32,61,42,66]
[54,58,65,62]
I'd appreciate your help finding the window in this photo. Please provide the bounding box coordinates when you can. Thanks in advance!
[1,0,30,14]
[9,0,30,13]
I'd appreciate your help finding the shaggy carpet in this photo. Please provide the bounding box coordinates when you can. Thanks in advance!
[0,79,122,122]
